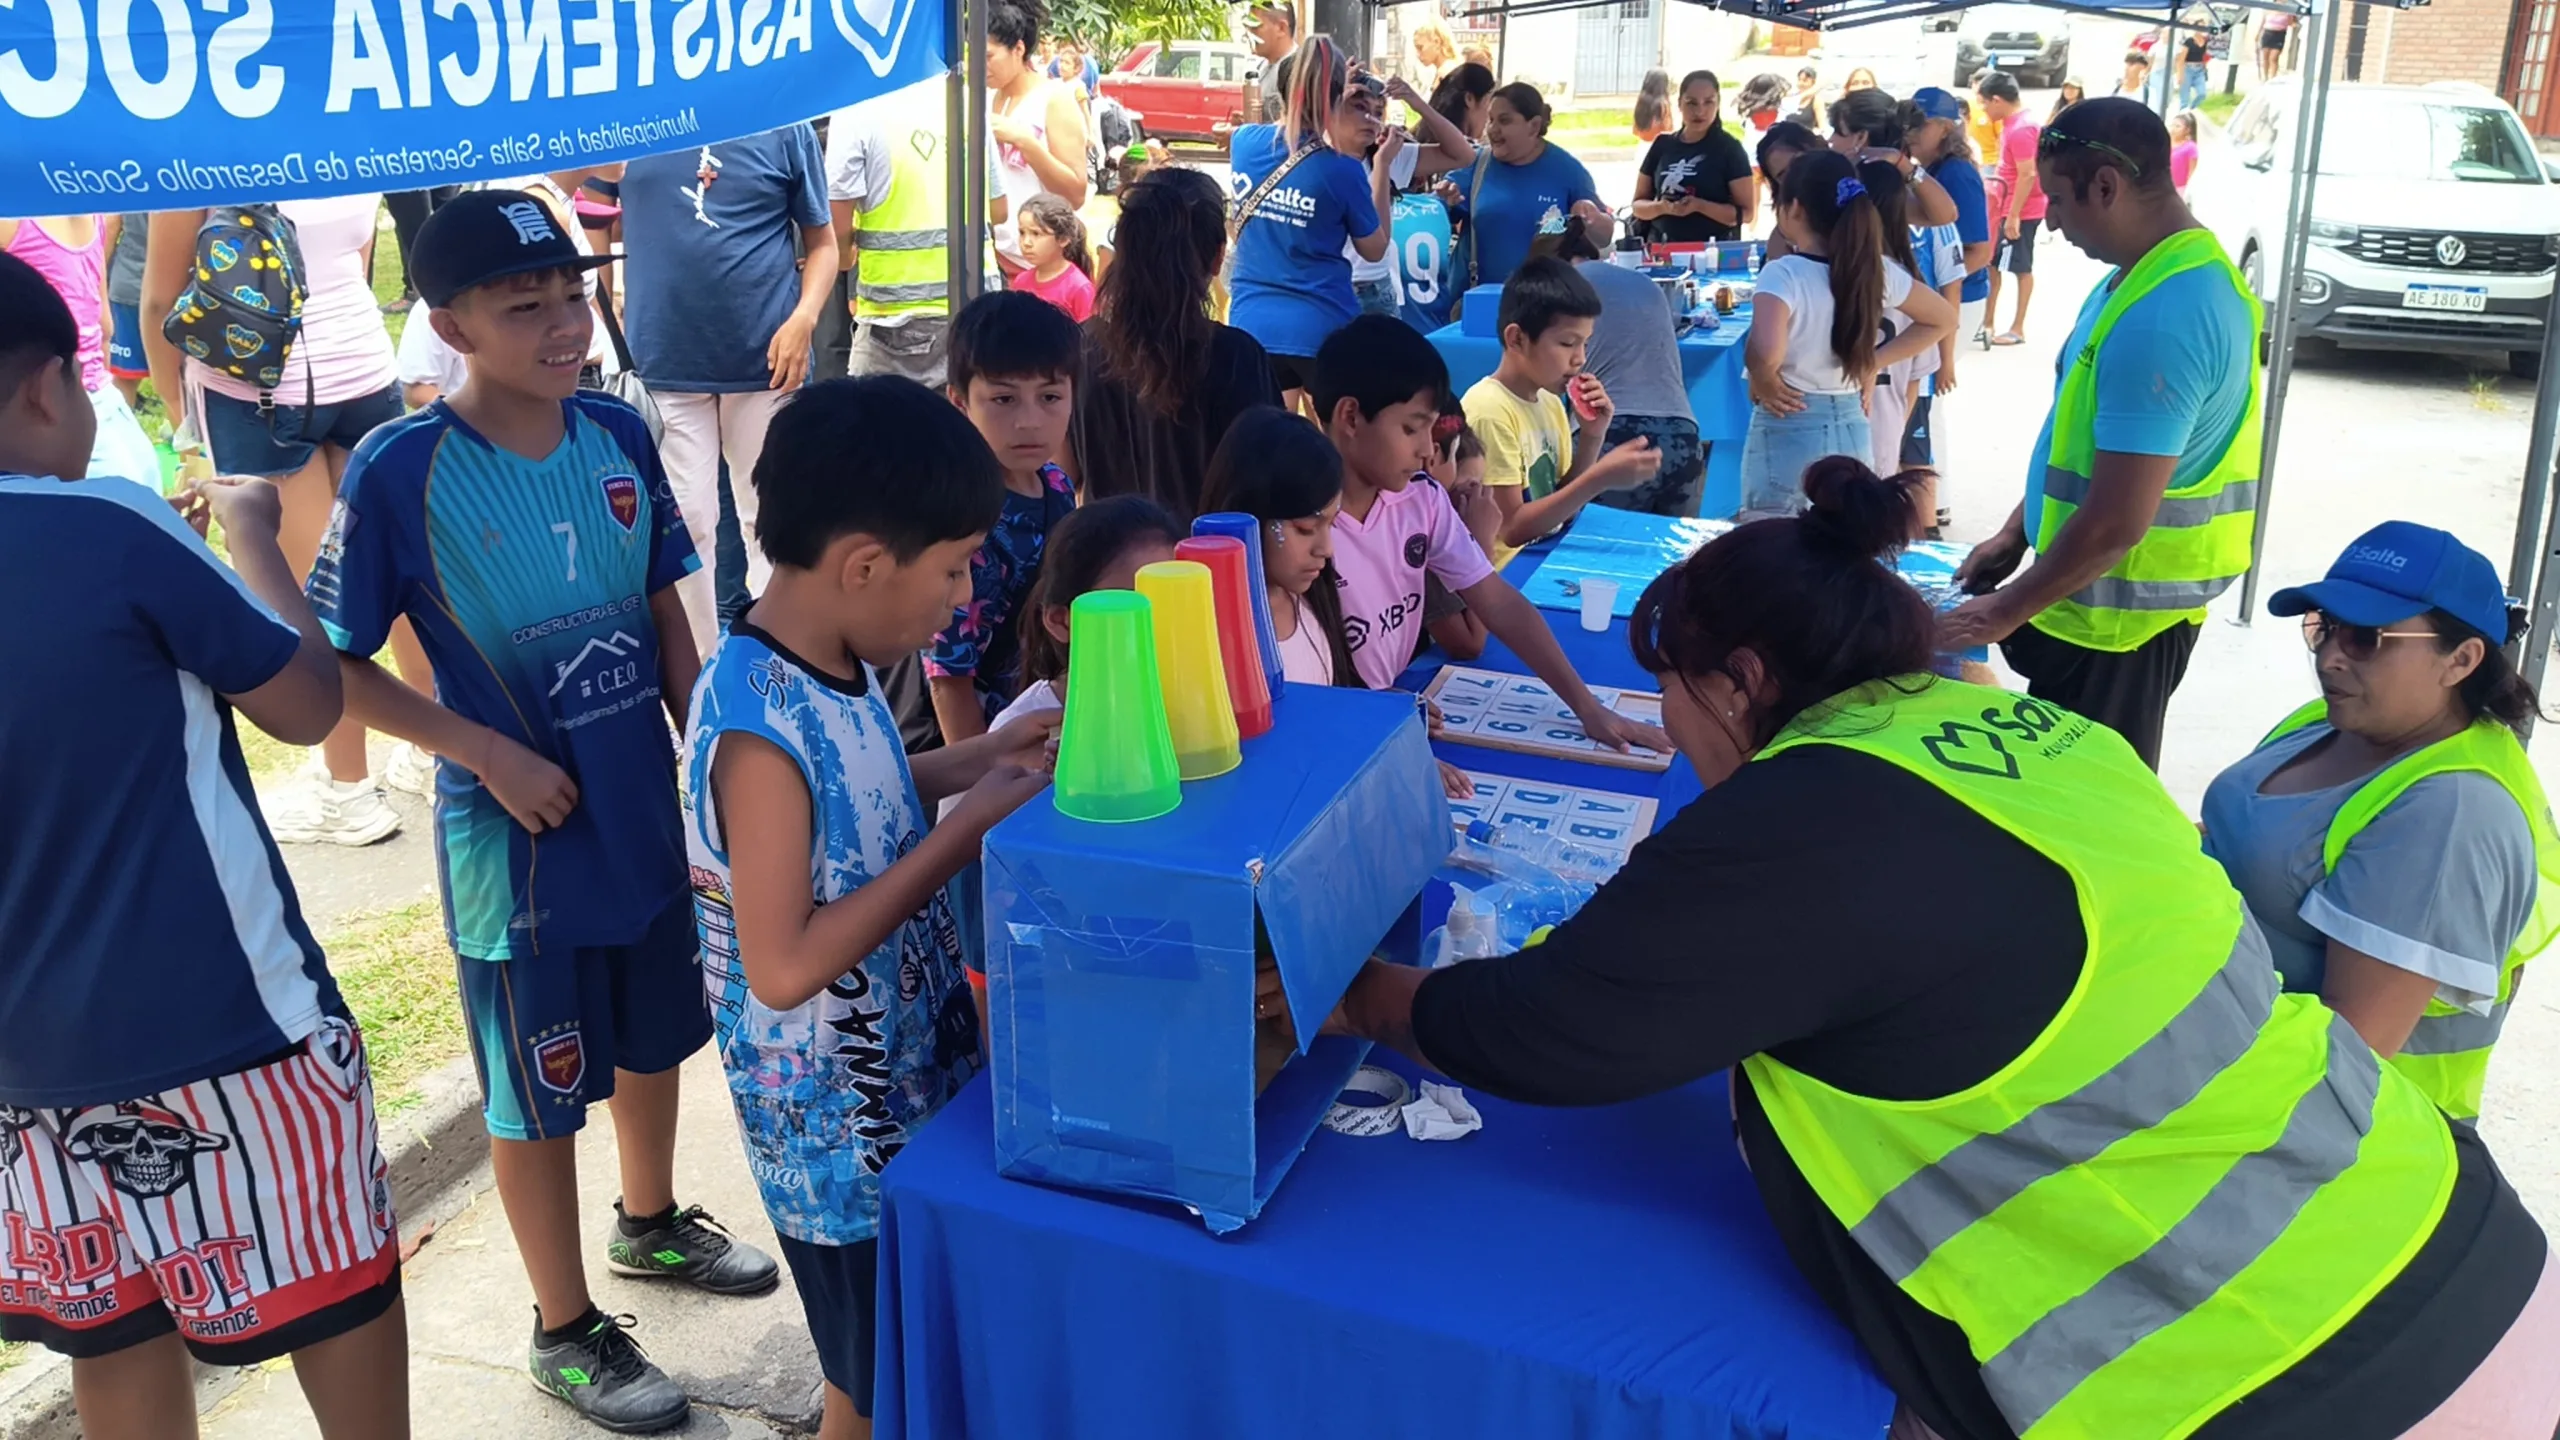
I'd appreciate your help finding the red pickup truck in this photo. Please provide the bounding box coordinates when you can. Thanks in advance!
[1100,40,1257,151]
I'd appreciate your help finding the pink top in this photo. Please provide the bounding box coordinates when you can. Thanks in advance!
[1998,115,2048,223]
[1331,476,1495,690]
[8,219,107,393]
[2171,141,2199,189]
[1277,592,1335,685]
[191,194,398,406]
[1012,263,1096,322]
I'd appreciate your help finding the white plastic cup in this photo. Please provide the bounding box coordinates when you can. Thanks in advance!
[1578,578,1619,632]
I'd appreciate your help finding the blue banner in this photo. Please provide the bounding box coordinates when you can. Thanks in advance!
[1,0,949,215]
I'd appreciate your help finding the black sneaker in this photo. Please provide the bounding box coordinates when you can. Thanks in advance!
[605,1202,781,1296]
[527,1308,689,1434]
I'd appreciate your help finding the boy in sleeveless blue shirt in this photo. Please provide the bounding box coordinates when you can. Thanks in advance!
[307,191,778,1434]
[683,377,1058,1438]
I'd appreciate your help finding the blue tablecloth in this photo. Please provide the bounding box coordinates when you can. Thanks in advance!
[872,539,1895,1440]
[1429,309,1751,520]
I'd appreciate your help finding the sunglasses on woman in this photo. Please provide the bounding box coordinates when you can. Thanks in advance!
[2300,612,2434,661]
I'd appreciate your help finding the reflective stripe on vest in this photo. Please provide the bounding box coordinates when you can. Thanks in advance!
[2259,700,2559,1118]
[2030,229,2264,653]
[1747,679,2458,1438]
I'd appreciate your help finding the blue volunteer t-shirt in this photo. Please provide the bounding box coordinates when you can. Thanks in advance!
[1227,124,1379,360]
[1468,143,1600,288]
[683,628,980,1245]
[1392,191,1459,331]
[309,395,700,959]
[1931,156,1992,304]
[2023,260,2257,539]
[0,478,340,1107]
[620,125,830,392]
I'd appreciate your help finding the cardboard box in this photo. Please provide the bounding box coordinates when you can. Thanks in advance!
[983,684,1450,1232]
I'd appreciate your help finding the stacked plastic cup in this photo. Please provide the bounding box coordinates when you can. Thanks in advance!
[1174,535,1274,740]
[1134,560,1242,780]
[1190,512,1285,703]
[1050,591,1183,823]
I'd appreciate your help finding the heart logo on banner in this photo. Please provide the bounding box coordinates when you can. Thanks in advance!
[910,128,938,162]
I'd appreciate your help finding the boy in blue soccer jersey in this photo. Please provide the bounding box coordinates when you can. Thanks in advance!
[307,190,777,1434]
[683,377,1057,1440]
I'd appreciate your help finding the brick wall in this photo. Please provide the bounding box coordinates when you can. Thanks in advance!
[2325,0,2516,90]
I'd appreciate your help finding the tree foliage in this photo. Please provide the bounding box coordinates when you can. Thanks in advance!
[1043,0,1236,57]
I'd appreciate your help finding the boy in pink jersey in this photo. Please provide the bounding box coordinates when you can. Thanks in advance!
[1311,315,1668,753]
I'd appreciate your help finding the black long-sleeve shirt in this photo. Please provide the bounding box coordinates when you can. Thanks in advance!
[1411,745,2542,1440]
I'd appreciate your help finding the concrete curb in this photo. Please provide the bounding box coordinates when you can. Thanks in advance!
[0,1054,490,1440]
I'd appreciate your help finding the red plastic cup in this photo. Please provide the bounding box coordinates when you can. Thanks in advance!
[1174,535,1274,741]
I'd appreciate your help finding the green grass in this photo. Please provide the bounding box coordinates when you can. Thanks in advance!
[2200,91,2241,124]
[324,901,469,1117]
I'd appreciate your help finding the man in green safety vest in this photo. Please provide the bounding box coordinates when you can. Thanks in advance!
[1944,97,2261,770]
[823,81,1005,391]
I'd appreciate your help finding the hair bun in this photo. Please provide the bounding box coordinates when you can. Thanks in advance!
[1797,456,1924,561]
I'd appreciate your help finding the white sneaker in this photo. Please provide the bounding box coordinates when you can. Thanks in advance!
[268,776,403,847]
[384,741,436,797]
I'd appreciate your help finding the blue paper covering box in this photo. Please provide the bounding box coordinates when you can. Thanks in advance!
[983,684,1451,1232]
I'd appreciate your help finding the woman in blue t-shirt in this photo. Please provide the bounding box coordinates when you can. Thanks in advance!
[1457,83,1610,291]
[1228,39,1393,402]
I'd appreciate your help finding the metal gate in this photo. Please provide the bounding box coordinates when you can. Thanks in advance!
[1573,0,1656,96]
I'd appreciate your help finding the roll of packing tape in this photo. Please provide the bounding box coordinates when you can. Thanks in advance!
[1322,1065,1412,1137]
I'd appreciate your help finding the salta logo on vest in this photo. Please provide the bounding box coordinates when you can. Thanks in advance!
[601,473,641,534]
[831,0,923,77]
[1922,720,2021,780]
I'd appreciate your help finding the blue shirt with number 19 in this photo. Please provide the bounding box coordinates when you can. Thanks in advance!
[308,394,700,961]
[1394,192,1458,332]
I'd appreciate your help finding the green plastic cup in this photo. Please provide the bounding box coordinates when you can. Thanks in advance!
[1051,590,1183,823]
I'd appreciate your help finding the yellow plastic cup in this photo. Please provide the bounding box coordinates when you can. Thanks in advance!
[1135,560,1242,780]
[1051,591,1182,823]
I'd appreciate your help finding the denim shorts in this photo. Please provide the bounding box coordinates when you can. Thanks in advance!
[1739,391,1871,514]
[1354,277,1400,316]
[198,382,403,478]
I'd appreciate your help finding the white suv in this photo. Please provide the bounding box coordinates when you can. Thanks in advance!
[2205,80,2560,377]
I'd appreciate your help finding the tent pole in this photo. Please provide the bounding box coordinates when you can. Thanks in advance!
[966,0,990,306]
[946,0,967,309]
[2512,285,2560,719]
[2503,275,2560,605]
[2233,0,2333,625]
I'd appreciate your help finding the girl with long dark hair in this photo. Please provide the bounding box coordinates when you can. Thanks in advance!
[1074,168,1282,521]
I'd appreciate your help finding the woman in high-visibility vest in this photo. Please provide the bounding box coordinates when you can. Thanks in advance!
[1324,462,2560,1438]
[2202,523,2557,1123]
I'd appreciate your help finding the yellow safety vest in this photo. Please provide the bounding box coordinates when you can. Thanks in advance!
[1745,678,2456,1439]
[2029,229,2263,653]
[855,99,993,321]
[2260,700,2559,1119]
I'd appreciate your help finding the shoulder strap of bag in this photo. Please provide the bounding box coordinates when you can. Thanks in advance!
[597,289,638,374]
[1230,139,1322,242]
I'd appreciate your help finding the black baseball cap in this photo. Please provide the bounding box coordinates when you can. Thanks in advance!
[411,188,617,307]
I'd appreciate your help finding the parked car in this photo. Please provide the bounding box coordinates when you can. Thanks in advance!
[1953,5,2069,89]
[2204,80,2560,377]
[1100,40,1255,151]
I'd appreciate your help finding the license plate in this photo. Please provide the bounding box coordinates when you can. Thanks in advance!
[1993,52,2028,64]
[2403,284,2488,313]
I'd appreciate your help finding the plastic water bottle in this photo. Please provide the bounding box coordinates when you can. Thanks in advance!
[1430,886,1502,967]
[1449,821,1603,943]
[1748,240,1764,278]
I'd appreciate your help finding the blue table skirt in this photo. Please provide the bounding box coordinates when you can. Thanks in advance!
[871,544,1895,1440]
[1430,311,1750,520]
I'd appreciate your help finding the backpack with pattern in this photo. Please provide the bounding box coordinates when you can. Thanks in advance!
[162,205,309,406]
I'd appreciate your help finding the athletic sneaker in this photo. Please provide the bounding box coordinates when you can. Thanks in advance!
[383,740,435,797]
[604,1202,781,1296]
[527,1308,689,1434]
[267,773,402,846]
